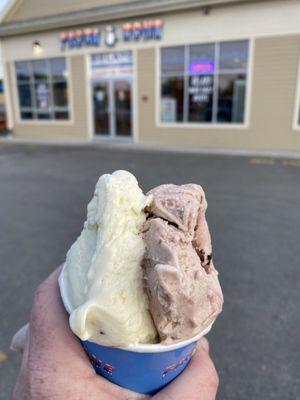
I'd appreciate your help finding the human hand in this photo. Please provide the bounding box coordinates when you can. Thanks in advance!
[11,268,219,400]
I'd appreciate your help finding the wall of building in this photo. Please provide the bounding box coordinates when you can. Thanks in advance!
[8,55,89,140]
[137,34,300,151]
[4,1,300,62]
[4,0,135,23]
[1,0,300,149]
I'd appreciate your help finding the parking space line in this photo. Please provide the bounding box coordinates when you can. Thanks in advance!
[0,351,7,362]
[249,158,275,165]
[282,159,300,167]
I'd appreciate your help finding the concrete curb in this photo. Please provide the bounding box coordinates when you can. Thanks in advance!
[1,136,300,159]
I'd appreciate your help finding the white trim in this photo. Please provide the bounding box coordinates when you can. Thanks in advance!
[292,51,300,131]
[244,37,254,129]
[155,46,160,129]
[155,122,247,130]
[0,40,14,129]
[132,48,138,143]
[85,53,93,141]
[13,55,74,126]
[66,55,74,124]
[155,37,254,130]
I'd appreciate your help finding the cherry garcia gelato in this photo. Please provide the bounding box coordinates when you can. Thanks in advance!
[142,184,223,343]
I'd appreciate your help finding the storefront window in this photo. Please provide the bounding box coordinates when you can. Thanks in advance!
[161,46,185,75]
[15,62,30,82]
[15,57,69,121]
[160,47,185,122]
[160,40,249,124]
[217,74,246,123]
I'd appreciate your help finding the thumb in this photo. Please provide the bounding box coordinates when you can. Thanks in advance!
[153,338,219,400]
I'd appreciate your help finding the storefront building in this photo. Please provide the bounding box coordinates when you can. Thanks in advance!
[1,0,300,151]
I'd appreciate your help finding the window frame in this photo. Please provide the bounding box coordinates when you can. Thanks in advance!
[14,56,73,125]
[156,38,253,129]
[292,52,300,131]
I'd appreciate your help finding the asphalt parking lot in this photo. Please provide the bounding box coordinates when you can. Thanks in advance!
[0,142,299,399]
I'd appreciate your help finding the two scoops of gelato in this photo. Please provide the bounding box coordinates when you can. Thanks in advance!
[60,170,223,348]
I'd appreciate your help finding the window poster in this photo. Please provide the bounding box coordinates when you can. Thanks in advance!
[161,98,177,122]
[36,83,50,109]
[189,75,213,103]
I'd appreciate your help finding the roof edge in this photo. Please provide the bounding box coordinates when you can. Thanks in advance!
[0,0,22,24]
[0,0,252,38]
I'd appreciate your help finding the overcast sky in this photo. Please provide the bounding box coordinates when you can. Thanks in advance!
[0,0,10,11]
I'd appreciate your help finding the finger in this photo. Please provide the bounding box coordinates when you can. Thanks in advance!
[29,267,94,371]
[153,340,219,400]
[10,323,29,352]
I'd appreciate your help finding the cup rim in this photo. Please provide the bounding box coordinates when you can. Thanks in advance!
[59,265,214,353]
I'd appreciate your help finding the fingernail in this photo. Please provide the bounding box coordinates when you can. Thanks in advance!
[10,323,29,353]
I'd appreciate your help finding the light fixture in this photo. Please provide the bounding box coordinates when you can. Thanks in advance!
[202,6,211,16]
[32,41,43,55]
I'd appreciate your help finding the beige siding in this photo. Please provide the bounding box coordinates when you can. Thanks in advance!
[4,0,135,23]
[11,55,89,141]
[137,35,300,151]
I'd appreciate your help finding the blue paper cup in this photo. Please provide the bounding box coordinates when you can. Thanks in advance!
[59,270,213,395]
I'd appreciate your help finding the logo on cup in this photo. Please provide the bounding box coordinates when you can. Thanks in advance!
[82,345,115,376]
[162,350,194,378]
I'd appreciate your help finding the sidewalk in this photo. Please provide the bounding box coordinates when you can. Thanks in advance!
[1,135,300,159]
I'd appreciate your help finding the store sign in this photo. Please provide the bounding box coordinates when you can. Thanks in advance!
[59,19,163,51]
[60,28,100,51]
[91,51,133,69]
[189,76,213,103]
[189,61,214,74]
[91,51,133,78]
[122,19,164,42]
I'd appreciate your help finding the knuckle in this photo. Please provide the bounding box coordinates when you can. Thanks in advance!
[207,364,219,389]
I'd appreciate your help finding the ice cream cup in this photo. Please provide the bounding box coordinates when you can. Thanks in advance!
[59,267,214,395]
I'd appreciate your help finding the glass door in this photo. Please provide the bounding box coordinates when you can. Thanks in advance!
[113,80,132,137]
[93,81,110,136]
[92,79,132,138]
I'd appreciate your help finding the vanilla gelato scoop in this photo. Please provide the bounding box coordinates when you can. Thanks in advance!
[61,170,157,346]
[141,184,223,343]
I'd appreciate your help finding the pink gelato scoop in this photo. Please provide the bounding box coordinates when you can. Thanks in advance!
[141,184,223,344]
